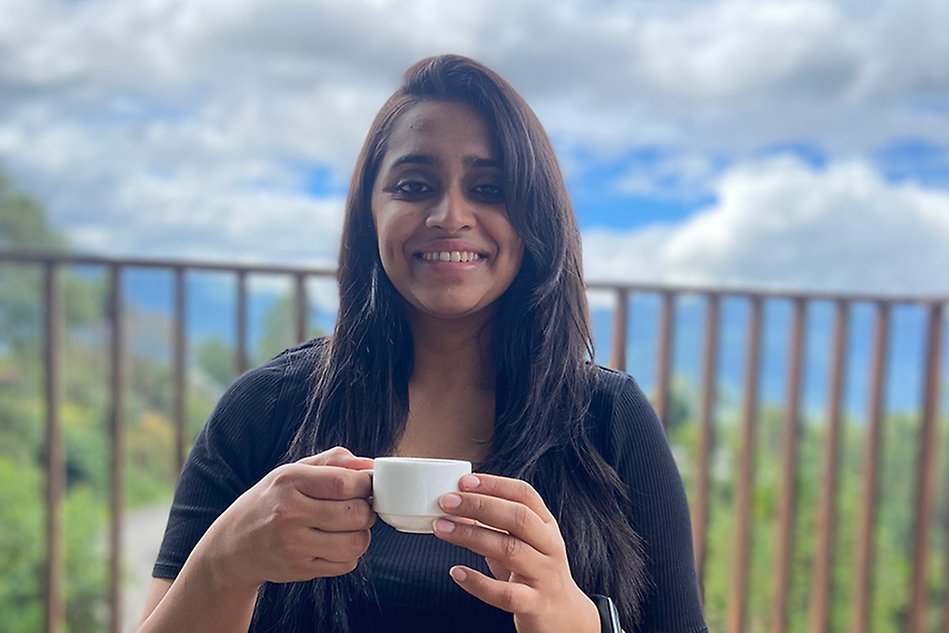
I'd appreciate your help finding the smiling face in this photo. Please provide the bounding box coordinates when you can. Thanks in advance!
[371,100,524,327]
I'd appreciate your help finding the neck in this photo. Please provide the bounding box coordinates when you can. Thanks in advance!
[396,311,497,462]
[407,311,496,390]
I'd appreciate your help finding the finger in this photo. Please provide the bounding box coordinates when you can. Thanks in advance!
[433,518,546,580]
[296,446,374,470]
[459,474,555,524]
[304,558,361,579]
[274,463,372,501]
[299,528,373,565]
[439,492,560,556]
[263,527,371,583]
[307,498,376,532]
[448,566,534,615]
[271,556,362,583]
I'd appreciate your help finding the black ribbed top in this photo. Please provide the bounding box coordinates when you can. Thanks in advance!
[154,341,707,632]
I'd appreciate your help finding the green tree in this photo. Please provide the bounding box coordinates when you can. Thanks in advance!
[1,172,65,363]
[253,292,324,366]
[0,171,67,252]
[255,293,295,365]
[1,171,105,364]
[0,172,112,632]
[196,336,236,390]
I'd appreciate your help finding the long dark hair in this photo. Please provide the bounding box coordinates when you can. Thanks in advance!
[256,54,647,631]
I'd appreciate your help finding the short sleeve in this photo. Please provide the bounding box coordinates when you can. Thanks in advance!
[597,369,708,633]
[152,350,308,579]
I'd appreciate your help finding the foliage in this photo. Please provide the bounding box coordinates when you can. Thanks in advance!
[667,400,946,632]
[196,336,236,392]
[0,457,44,633]
[0,172,66,252]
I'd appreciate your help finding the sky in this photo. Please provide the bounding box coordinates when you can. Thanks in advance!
[2,0,949,298]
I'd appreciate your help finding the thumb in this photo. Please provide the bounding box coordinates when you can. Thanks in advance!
[296,446,374,470]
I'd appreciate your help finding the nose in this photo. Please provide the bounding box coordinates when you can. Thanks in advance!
[425,186,475,232]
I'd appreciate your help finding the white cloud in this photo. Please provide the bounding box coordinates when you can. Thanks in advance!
[4,0,949,160]
[85,173,345,264]
[583,156,949,295]
[1,0,948,274]
[615,152,722,202]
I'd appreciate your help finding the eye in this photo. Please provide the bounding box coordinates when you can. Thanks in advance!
[472,183,503,201]
[393,180,434,196]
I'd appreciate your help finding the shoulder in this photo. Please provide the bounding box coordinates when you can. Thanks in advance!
[193,338,327,482]
[586,365,664,467]
[588,364,652,412]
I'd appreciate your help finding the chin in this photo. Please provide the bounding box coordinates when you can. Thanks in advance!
[413,300,495,323]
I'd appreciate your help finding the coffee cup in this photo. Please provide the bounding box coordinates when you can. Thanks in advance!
[371,457,472,534]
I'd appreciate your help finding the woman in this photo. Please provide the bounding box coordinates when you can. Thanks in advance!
[139,55,707,633]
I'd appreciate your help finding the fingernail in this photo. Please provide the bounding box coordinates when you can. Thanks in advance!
[450,566,468,582]
[460,475,480,490]
[440,493,462,509]
[434,518,456,533]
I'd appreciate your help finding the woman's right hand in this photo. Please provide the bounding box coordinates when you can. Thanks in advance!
[195,446,376,591]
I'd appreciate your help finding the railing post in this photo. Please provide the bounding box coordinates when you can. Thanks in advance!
[773,297,806,633]
[809,300,849,633]
[728,295,762,633]
[907,302,943,633]
[109,266,126,633]
[43,263,65,633]
[294,273,308,344]
[610,288,629,372]
[852,302,890,633]
[693,292,718,598]
[173,267,187,475]
[236,270,248,374]
[654,291,675,425]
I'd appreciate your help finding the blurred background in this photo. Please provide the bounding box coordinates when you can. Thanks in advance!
[1,0,948,632]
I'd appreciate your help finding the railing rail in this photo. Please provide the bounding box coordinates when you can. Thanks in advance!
[2,249,947,633]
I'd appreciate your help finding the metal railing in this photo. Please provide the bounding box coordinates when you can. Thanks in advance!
[2,250,947,633]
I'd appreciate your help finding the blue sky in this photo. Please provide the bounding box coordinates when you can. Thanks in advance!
[2,0,948,414]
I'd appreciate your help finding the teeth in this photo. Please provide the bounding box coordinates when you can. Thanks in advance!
[422,251,481,262]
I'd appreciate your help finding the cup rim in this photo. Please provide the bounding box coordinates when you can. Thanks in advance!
[374,456,471,466]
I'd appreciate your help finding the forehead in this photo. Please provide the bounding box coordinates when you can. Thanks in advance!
[383,100,499,161]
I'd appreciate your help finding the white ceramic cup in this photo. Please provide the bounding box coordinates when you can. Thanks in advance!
[371,457,472,534]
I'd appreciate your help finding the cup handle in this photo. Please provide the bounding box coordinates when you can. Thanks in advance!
[364,470,375,507]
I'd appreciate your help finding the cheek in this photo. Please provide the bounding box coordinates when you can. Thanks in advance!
[373,211,414,276]
[500,220,525,268]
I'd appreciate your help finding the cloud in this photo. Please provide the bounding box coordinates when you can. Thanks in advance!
[72,172,345,265]
[1,0,948,276]
[615,151,723,202]
[582,156,949,295]
[4,0,949,160]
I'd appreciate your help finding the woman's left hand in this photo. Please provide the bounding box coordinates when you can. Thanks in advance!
[433,474,600,633]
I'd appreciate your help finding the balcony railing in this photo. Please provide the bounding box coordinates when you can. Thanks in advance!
[1,249,947,633]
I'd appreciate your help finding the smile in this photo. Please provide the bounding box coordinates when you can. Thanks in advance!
[419,251,483,263]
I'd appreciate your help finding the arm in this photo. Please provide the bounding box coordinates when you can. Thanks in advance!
[138,449,375,633]
[138,563,257,633]
[139,579,172,624]
[140,345,374,632]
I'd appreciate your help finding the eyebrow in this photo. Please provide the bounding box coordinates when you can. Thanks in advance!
[390,154,502,169]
